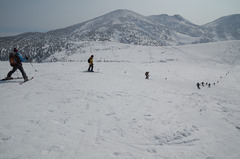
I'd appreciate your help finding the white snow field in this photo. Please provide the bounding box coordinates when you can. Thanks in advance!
[0,41,240,159]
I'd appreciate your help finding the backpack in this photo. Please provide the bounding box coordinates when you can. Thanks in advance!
[88,58,90,63]
[9,52,21,67]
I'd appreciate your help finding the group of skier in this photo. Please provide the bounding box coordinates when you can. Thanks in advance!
[2,48,96,82]
[196,71,230,89]
[196,82,212,89]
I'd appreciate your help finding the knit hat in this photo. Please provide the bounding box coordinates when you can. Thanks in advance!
[14,48,18,52]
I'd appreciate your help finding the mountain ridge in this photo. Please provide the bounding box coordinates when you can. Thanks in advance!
[0,9,239,62]
[203,14,240,40]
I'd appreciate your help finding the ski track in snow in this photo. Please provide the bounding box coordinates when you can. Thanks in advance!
[0,41,240,159]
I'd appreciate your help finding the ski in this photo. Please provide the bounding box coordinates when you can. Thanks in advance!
[83,70,100,73]
[1,77,23,81]
[19,77,34,85]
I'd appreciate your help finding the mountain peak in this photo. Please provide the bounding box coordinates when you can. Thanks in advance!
[98,9,148,21]
[173,14,185,21]
[108,9,133,14]
[148,14,194,25]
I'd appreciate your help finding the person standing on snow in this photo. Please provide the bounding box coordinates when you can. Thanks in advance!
[88,55,94,72]
[5,48,29,81]
[145,72,149,79]
[208,83,211,88]
[196,82,201,89]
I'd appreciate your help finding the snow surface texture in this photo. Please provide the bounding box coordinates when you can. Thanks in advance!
[0,41,240,159]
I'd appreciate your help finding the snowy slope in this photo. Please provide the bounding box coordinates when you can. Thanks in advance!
[0,41,240,159]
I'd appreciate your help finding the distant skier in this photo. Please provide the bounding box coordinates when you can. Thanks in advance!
[201,82,205,87]
[5,48,29,81]
[196,82,201,89]
[208,83,211,88]
[88,55,94,72]
[145,72,149,79]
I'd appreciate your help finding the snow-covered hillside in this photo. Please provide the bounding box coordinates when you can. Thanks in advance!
[0,41,240,159]
[203,14,240,41]
[148,14,204,37]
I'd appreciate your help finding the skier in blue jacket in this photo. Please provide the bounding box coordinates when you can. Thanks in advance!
[6,48,29,81]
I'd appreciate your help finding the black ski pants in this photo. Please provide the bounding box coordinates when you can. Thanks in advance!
[7,65,28,80]
[88,64,94,72]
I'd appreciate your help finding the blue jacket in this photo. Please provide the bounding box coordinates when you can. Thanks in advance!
[16,52,26,62]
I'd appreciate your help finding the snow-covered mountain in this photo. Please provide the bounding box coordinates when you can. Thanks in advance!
[148,14,203,37]
[203,14,240,41]
[65,9,175,46]
[0,9,239,62]
[148,14,213,44]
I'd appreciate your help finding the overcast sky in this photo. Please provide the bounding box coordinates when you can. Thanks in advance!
[0,0,239,37]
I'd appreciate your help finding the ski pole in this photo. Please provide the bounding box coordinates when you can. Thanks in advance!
[81,65,88,71]
[30,62,37,72]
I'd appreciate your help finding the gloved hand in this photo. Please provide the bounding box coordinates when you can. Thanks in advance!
[25,55,29,60]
